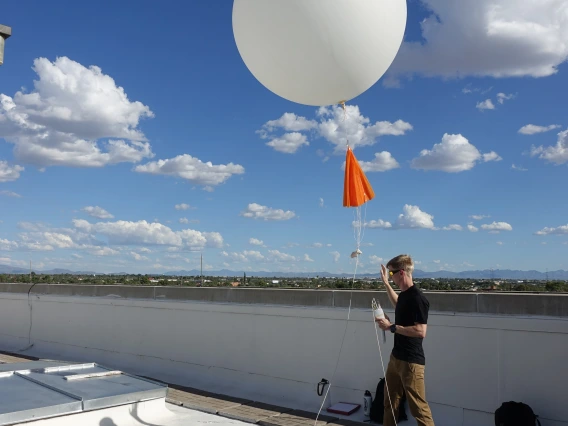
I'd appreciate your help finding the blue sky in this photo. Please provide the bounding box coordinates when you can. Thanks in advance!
[1,0,567,274]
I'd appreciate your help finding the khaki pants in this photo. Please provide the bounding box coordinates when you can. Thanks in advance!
[383,354,435,426]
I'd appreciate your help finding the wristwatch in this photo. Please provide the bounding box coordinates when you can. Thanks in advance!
[390,324,397,333]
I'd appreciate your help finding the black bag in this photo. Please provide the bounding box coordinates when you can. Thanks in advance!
[369,377,407,423]
[495,401,541,426]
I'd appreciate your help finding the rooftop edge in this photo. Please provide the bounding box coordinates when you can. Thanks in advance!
[0,283,566,317]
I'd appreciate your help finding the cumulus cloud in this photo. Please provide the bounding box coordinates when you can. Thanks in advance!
[81,206,114,219]
[0,161,24,182]
[330,251,341,262]
[221,250,266,263]
[249,238,265,246]
[265,133,309,154]
[467,224,479,232]
[364,219,393,229]
[480,221,513,233]
[535,224,568,235]
[470,215,490,220]
[530,130,568,165]
[518,124,561,135]
[258,112,318,135]
[259,105,412,154]
[72,218,223,249]
[411,133,501,172]
[395,205,436,230]
[240,203,296,221]
[175,203,195,210]
[0,57,154,168]
[387,0,568,83]
[368,255,384,265]
[363,205,435,230]
[476,99,495,111]
[442,224,463,231]
[134,154,245,187]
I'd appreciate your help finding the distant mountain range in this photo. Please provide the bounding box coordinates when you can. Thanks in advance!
[1,264,567,280]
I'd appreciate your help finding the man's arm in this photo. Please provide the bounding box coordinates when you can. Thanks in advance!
[394,323,427,339]
[380,265,398,308]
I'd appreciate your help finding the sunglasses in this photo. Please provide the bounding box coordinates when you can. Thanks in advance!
[389,269,402,277]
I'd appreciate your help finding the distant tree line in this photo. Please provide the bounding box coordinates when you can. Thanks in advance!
[0,274,566,293]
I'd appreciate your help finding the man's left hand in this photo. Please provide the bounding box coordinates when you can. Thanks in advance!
[377,318,391,331]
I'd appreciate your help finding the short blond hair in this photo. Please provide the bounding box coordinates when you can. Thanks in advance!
[386,254,414,275]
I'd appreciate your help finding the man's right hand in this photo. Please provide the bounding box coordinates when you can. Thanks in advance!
[380,264,389,286]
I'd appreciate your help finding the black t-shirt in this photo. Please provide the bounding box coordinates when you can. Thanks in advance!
[392,285,429,365]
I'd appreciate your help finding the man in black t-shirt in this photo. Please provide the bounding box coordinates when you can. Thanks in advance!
[376,254,435,426]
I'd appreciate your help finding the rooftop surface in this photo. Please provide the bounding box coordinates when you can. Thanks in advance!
[0,351,365,426]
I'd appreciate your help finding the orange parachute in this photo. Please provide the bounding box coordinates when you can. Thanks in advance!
[343,146,375,207]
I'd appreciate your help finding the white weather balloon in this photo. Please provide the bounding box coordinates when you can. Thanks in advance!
[232,0,407,106]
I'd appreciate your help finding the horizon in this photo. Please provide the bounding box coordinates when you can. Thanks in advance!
[1,1,567,275]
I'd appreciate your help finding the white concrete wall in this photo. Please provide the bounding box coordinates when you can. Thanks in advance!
[0,291,566,426]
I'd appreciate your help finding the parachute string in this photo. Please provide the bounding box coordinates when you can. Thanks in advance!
[314,252,359,426]
[372,307,398,426]
[314,183,367,426]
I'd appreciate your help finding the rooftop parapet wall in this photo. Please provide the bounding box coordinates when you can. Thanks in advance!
[0,283,566,317]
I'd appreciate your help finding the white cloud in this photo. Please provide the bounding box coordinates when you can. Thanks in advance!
[221,250,266,263]
[267,250,297,262]
[249,238,265,246]
[175,203,195,210]
[0,57,154,168]
[483,151,502,162]
[476,99,495,111]
[0,257,28,268]
[317,105,413,153]
[364,205,435,231]
[265,132,309,154]
[470,215,490,220]
[496,241,504,245]
[319,198,324,208]
[496,93,515,104]
[240,203,296,221]
[258,112,318,135]
[134,154,244,187]
[0,239,19,251]
[480,221,513,233]
[303,254,314,262]
[535,224,568,235]
[518,124,561,135]
[365,219,393,229]
[387,0,568,82]
[0,161,24,182]
[81,206,114,219]
[511,164,528,171]
[442,224,463,231]
[0,190,22,197]
[368,255,383,265]
[330,251,341,262]
[395,205,435,230]
[259,104,412,154]
[179,218,189,224]
[72,219,223,249]
[89,247,120,256]
[530,130,568,165]
[411,133,501,173]
[342,151,400,172]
